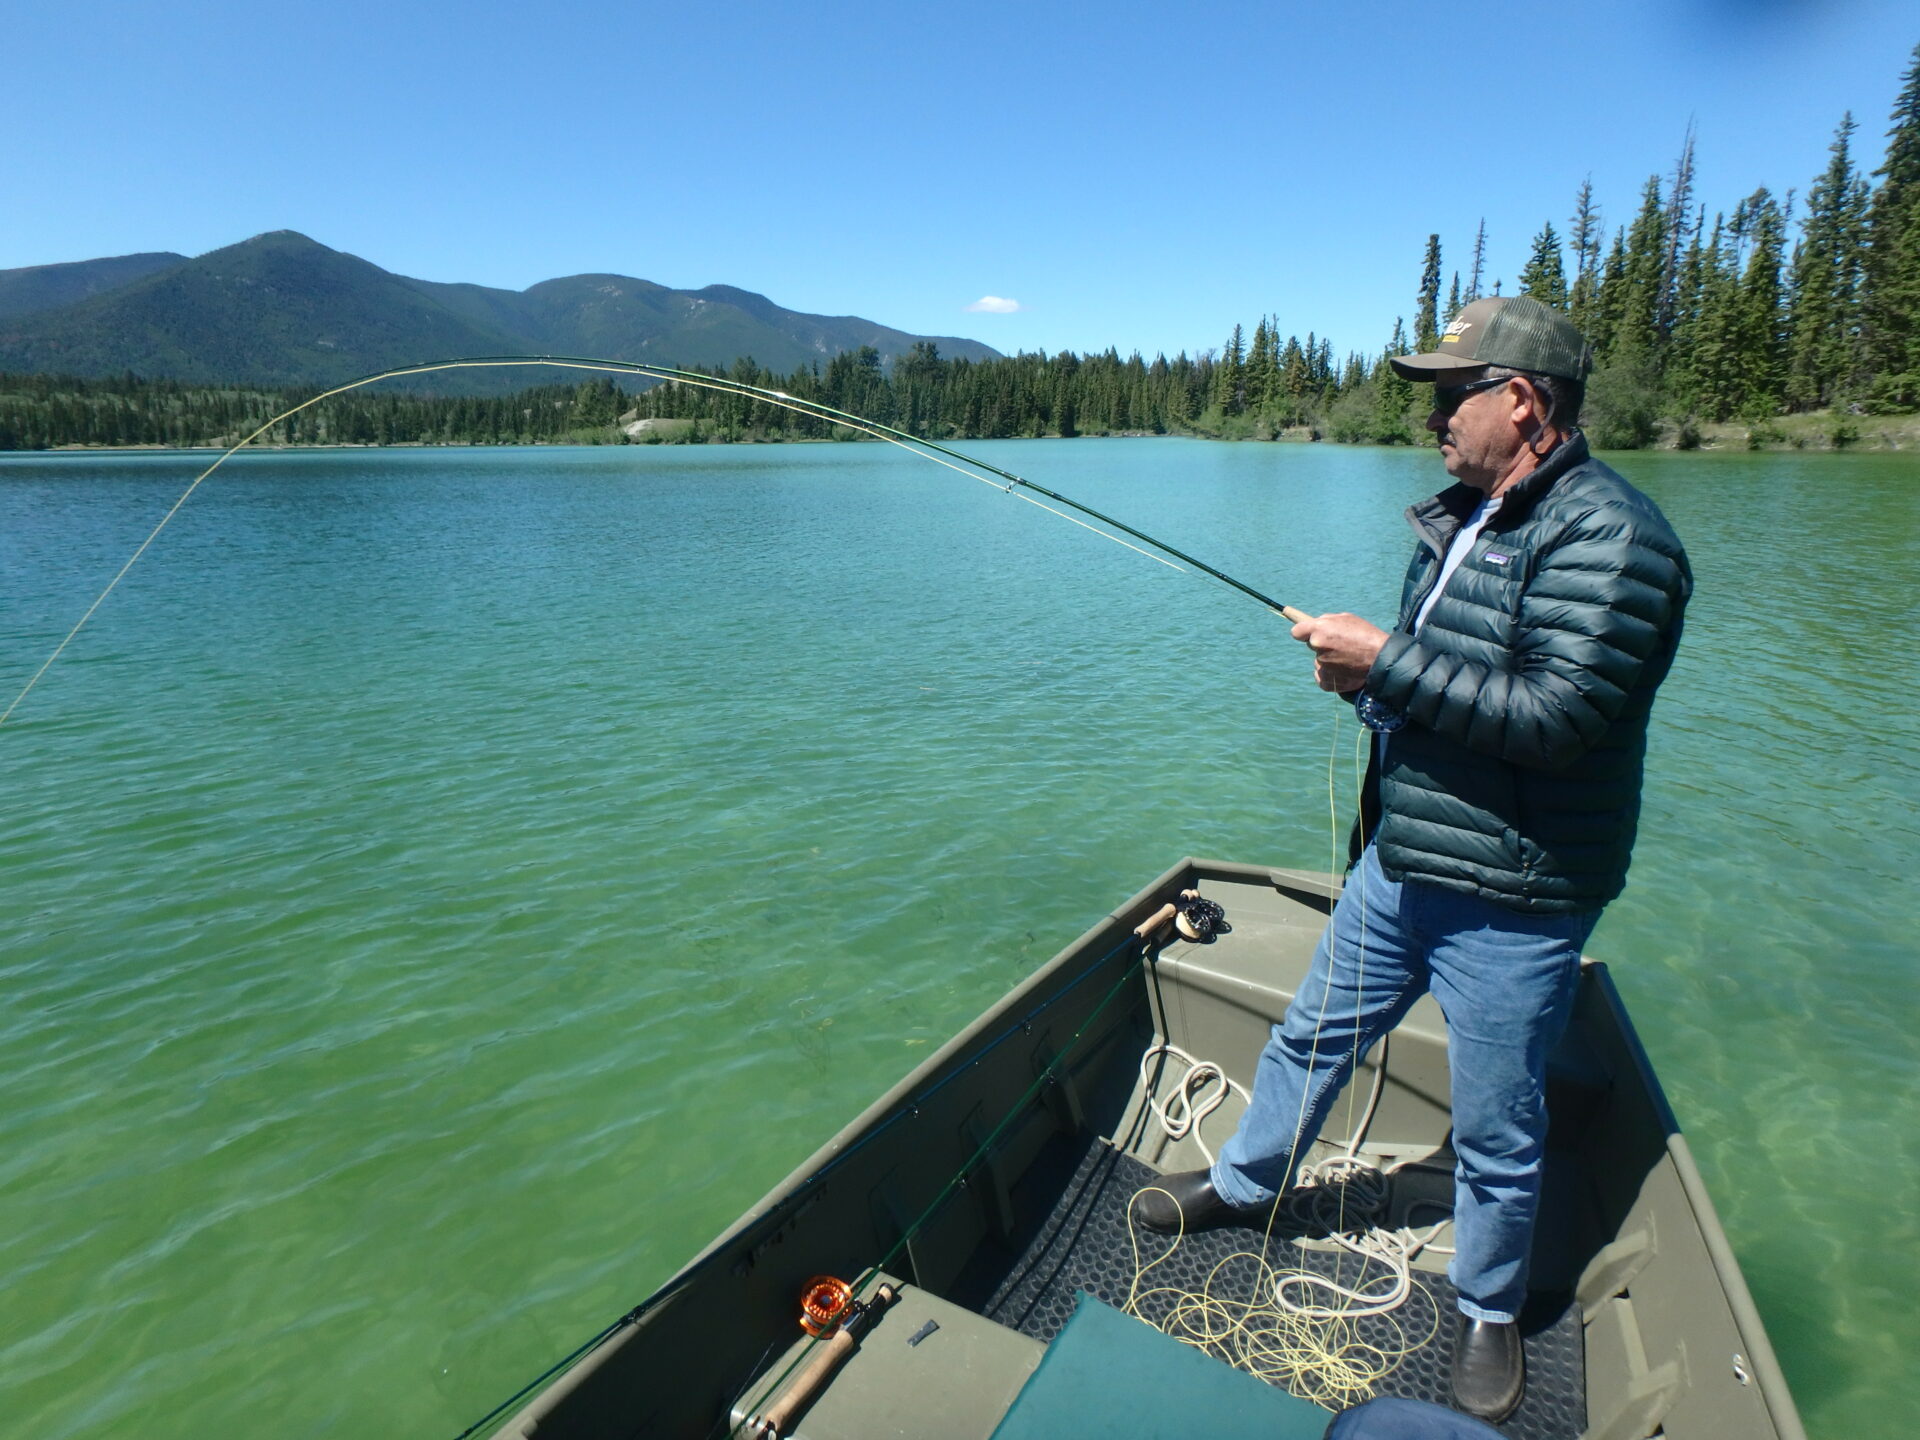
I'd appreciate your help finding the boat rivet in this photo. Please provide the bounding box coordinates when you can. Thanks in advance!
[1732,1354,1751,1385]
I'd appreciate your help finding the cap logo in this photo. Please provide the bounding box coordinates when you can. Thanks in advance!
[1442,318,1472,337]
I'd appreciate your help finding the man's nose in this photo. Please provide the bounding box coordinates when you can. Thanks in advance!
[1425,406,1447,434]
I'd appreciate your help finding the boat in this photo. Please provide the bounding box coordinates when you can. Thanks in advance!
[477,858,1806,1440]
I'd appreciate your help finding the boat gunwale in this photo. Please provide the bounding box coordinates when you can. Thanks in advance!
[493,857,1230,1434]
[1580,963,1809,1440]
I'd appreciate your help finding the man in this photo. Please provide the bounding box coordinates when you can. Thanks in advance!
[1137,297,1692,1422]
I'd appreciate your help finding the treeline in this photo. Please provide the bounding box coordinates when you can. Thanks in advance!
[6,44,1915,456]
[625,344,1247,439]
[0,373,633,451]
[0,350,1243,451]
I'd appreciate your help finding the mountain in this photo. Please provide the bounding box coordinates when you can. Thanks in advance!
[0,232,1000,387]
[0,233,523,384]
[0,251,187,322]
[401,272,997,376]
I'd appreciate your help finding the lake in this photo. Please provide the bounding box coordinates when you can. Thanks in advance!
[2,438,1914,1439]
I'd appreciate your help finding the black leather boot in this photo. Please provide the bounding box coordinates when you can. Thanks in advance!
[1451,1314,1524,1422]
[1132,1168,1245,1233]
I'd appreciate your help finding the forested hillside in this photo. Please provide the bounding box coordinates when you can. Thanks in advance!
[0,232,999,388]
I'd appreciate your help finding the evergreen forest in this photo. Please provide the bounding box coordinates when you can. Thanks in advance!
[5,43,1918,454]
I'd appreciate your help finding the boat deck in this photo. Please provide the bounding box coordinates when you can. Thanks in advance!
[969,1135,1587,1440]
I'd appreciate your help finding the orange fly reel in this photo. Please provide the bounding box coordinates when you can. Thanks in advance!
[797,1276,854,1336]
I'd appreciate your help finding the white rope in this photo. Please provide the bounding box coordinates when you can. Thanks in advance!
[1268,1153,1454,1320]
[1126,711,1457,1398]
[1137,1043,1251,1165]
[1137,1041,1455,1324]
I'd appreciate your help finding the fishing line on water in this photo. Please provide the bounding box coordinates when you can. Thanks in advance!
[0,352,1316,730]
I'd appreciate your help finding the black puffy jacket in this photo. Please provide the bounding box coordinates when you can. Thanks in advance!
[1356,432,1691,914]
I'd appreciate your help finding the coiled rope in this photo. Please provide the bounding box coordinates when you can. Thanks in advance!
[1136,1043,1249,1166]
[1120,710,1452,1408]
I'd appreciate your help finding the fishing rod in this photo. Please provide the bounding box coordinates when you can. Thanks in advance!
[0,353,1313,728]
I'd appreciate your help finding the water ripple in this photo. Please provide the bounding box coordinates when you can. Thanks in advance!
[0,442,1914,1439]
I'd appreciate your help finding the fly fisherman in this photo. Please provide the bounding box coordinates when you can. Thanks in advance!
[1137,297,1692,1423]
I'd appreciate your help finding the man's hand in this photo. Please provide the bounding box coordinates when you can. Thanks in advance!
[1290,612,1389,694]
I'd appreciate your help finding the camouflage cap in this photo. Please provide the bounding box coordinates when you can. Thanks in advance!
[1391,296,1593,382]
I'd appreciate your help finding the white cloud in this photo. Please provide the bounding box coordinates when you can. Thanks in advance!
[965,295,1022,314]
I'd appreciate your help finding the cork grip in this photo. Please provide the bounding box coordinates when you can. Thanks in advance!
[753,1284,899,1437]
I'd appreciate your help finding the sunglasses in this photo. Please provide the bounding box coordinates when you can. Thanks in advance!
[1432,375,1512,414]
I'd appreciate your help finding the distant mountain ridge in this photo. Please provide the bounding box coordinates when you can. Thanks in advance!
[0,232,1000,386]
[0,252,188,322]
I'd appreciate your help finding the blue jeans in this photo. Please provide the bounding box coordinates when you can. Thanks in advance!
[1322,1396,1508,1438]
[1211,843,1596,1322]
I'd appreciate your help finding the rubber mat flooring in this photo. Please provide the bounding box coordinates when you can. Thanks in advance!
[977,1140,1585,1440]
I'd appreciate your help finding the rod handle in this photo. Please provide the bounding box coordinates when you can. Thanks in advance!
[1279,605,1314,625]
[755,1330,854,1437]
[755,1285,898,1437]
[1134,902,1178,939]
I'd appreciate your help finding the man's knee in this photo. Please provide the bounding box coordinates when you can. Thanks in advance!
[1449,1092,1548,1172]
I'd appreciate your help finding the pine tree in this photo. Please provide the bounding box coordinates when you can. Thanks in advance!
[1665,210,1718,419]
[571,377,618,429]
[1589,229,1630,356]
[1416,235,1443,351]
[1279,335,1309,421]
[1216,325,1246,415]
[1518,224,1569,309]
[1615,176,1671,359]
[1444,272,1462,323]
[1372,319,1417,442]
[1692,216,1749,422]
[1568,178,1605,338]
[1244,317,1280,414]
[1786,114,1872,410]
[1733,189,1790,416]
[1659,124,1699,333]
[1056,374,1078,437]
[1466,220,1489,301]
[1864,42,1920,409]
[1583,208,1670,449]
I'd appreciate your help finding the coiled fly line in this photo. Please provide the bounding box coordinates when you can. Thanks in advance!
[1117,717,1452,1410]
[0,352,1313,729]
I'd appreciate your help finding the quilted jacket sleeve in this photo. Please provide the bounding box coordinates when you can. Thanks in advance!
[1363,499,1690,771]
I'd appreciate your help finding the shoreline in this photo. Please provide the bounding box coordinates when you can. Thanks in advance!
[16,420,1920,457]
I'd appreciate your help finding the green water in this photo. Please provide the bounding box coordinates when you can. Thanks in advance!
[1,440,1913,1439]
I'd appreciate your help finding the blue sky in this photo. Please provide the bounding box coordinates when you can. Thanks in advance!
[6,0,1915,363]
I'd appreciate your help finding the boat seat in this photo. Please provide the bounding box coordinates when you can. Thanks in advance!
[731,1276,1045,1440]
[987,1290,1327,1439]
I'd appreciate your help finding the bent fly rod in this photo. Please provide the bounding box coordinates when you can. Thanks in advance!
[0,353,1313,729]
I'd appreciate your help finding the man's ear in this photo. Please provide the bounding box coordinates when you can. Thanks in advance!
[1507,378,1552,434]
